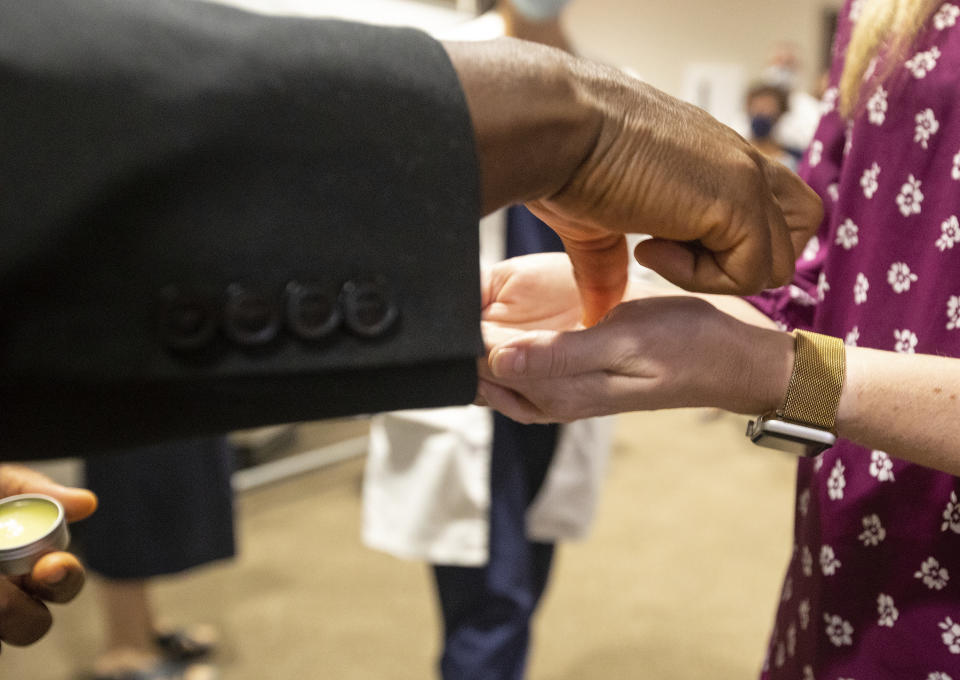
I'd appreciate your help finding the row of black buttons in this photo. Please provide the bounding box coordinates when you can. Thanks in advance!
[159,280,398,351]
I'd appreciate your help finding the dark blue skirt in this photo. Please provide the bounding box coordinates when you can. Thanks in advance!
[77,437,236,580]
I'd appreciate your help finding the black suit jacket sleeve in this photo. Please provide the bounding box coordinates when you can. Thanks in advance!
[0,0,483,458]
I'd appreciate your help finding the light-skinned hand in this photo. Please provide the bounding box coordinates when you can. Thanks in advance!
[479,295,793,424]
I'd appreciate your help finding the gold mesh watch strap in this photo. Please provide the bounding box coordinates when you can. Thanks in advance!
[777,330,846,432]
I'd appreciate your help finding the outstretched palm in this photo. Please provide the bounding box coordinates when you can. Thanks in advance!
[482,253,584,333]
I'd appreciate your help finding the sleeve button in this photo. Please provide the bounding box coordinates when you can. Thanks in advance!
[339,279,398,338]
[223,284,280,346]
[158,288,218,352]
[285,281,341,340]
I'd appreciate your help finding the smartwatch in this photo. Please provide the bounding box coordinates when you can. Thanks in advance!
[746,329,846,458]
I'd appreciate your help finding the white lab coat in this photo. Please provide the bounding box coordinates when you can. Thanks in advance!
[361,211,614,566]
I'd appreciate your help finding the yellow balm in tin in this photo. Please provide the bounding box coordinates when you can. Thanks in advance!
[0,494,69,575]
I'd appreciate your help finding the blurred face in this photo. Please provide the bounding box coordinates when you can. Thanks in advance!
[747,92,784,141]
[747,93,784,120]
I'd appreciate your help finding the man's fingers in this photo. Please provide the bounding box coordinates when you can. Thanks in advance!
[764,195,797,288]
[559,233,628,326]
[767,163,824,257]
[632,238,746,293]
[26,553,85,604]
[0,578,52,646]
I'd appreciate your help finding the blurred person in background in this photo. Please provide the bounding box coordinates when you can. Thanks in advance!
[363,3,611,679]
[78,440,235,680]
[761,41,822,161]
[745,82,796,170]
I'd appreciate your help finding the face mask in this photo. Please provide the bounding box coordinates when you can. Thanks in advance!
[510,0,573,21]
[750,115,775,140]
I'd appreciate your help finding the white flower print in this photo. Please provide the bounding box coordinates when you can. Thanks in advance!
[845,326,860,347]
[887,262,918,293]
[860,163,880,198]
[824,613,854,647]
[802,236,820,261]
[802,665,815,680]
[774,640,785,667]
[828,459,846,500]
[940,616,960,654]
[798,488,811,516]
[897,175,924,216]
[781,575,793,602]
[905,46,942,78]
[916,556,950,590]
[858,514,886,546]
[934,3,960,29]
[775,319,790,332]
[877,593,899,627]
[786,622,796,657]
[854,273,869,305]
[915,109,940,149]
[894,328,918,354]
[949,296,960,330]
[953,150,960,180]
[869,450,896,481]
[789,285,817,307]
[927,673,954,680]
[827,182,840,202]
[799,599,811,630]
[802,545,813,576]
[813,454,824,473]
[942,491,960,533]
[819,88,839,117]
[844,122,854,156]
[820,545,841,575]
[817,272,830,301]
[808,140,823,168]
[867,86,887,126]
[836,218,859,249]
[937,215,959,251]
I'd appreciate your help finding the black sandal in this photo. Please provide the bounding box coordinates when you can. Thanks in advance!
[153,626,218,662]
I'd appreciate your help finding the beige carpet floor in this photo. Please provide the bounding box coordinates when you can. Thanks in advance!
[3,408,797,680]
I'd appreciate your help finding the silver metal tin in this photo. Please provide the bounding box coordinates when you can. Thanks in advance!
[0,494,70,576]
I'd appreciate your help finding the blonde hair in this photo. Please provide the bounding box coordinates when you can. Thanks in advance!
[839,0,940,118]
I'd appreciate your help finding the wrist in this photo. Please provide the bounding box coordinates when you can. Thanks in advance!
[442,39,601,214]
[835,344,866,440]
[731,325,795,415]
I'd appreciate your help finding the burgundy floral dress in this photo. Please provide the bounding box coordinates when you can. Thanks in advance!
[748,2,960,678]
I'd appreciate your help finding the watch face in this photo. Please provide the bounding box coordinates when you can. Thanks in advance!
[747,416,836,458]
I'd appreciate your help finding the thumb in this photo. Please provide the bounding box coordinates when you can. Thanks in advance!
[0,465,97,523]
[488,324,623,379]
[561,233,629,326]
[41,486,98,524]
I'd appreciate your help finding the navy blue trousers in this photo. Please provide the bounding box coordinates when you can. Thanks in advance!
[433,207,563,680]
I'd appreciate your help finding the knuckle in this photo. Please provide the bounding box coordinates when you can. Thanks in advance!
[546,345,568,379]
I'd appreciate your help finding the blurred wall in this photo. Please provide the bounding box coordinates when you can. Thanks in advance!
[564,0,844,98]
